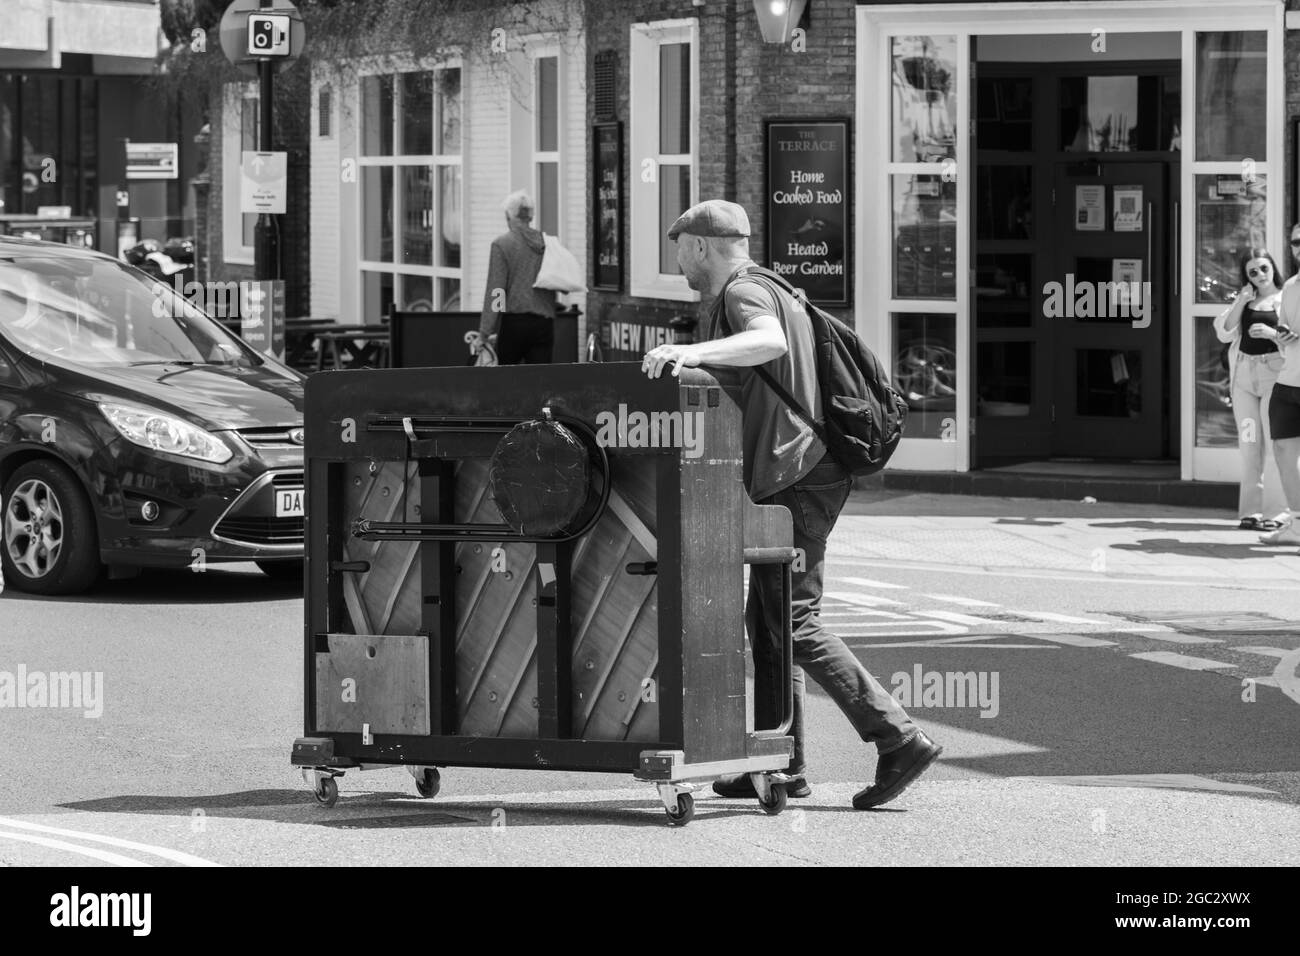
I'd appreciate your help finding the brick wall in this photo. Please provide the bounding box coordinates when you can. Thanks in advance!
[585,0,859,358]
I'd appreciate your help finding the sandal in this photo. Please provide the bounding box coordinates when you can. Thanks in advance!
[1239,516,1264,530]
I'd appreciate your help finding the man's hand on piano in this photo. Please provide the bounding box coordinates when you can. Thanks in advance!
[642,343,702,379]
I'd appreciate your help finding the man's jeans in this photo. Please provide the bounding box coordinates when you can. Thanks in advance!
[747,454,917,776]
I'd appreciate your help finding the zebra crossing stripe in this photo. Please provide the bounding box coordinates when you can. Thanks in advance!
[835,576,909,589]
[923,594,1001,607]
[1009,610,1109,625]
[1129,631,1224,645]
[825,592,907,608]
[915,609,1006,628]
[1130,651,1234,671]
[1023,633,1118,647]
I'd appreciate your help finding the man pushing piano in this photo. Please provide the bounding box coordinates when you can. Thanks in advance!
[642,200,943,809]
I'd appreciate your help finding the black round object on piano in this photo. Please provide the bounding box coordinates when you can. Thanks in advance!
[488,418,591,536]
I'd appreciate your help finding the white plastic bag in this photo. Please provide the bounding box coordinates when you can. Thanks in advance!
[533,234,586,293]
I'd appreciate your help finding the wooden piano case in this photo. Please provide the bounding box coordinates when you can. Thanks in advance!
[292,363,796,824]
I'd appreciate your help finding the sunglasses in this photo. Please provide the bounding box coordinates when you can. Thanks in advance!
[1248,265,1272,277]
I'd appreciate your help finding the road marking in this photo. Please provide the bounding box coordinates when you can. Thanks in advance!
[854,641,1057,649]
[835,576,909,590]
[915,609,1007,628]
[1129,651,1234,671]
[1008,610,1110,625]
[1271,647,1300,706]
[1130,632,1224,645]
[824,592,906,608]
[0,816,221,867]
[923,594,1001,607]
[1239,646,1290,658]
[1023,633,1117,647]
[833,557,1300,592]
[0,830,150,866]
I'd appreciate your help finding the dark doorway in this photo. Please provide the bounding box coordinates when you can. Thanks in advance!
[974,60,1180,464]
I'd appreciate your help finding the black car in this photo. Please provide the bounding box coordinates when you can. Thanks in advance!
[0,238,305,595]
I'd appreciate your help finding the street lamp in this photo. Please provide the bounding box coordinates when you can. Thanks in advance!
[753,0,808,44]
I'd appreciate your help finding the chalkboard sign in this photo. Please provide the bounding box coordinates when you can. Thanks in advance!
[592,122,623,290]
[765,120,850,305]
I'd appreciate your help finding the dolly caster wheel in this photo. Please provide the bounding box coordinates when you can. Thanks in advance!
[314,776,338,808]
[665,793,695,827]
[414,767,441,799]
[758,782,787,816]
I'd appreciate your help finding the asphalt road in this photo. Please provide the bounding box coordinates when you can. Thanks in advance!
[2,492,1298,866]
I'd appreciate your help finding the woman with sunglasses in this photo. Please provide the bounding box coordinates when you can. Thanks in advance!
[1214,247,1294,530]
[1259,223,1300,545]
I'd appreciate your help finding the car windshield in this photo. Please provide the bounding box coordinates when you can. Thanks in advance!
[0,256,262,368]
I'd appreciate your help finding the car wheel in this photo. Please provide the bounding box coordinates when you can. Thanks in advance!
[256,559,304,582]
[1,460,102,595]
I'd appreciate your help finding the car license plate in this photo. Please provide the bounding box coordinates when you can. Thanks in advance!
[275,488,305,518]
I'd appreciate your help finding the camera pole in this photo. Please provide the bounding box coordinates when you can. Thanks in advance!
[253,0,278,282]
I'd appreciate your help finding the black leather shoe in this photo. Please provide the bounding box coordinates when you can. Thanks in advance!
[852,732,942,809]
[712,774,812,799]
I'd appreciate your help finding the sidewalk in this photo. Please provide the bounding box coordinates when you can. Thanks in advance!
[835,489,1300,589]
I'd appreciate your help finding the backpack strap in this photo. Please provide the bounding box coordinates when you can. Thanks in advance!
[712,266,829,446]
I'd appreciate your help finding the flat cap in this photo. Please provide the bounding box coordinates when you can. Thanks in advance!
[666,199,751,240]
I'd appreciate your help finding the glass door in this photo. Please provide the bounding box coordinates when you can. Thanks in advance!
[1050,161,1168,458]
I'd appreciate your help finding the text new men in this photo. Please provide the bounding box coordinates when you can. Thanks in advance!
[594,404,704,459]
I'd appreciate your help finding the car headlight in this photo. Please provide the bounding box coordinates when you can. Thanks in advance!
[98,403,233,464]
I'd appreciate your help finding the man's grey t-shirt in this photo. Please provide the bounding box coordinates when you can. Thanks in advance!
[706,265,827,501]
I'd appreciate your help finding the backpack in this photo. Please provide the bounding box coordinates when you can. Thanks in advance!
[713,265,908,476]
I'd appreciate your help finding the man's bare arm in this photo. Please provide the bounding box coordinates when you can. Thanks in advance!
[642,313,787,378]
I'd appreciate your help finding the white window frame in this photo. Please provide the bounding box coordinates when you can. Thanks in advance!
[355,62,465,316]
[221,82,258,266]
[629,18,700,302]
[530,42,563,240]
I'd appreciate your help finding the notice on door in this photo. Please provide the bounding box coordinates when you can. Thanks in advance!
[1075,185,1105,231]
[1113,185,1143,232]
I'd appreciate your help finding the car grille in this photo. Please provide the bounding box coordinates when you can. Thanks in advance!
[238,427,303,449]
[213,516,304,546]
[211,469,306,548]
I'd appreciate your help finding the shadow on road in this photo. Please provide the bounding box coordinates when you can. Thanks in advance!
[1087,520,1239,532]
[1110,539,1300,560]
[0,567,302,605]
[843,641,1300,801]
[57,788,870,828]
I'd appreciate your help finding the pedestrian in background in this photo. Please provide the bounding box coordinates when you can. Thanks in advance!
[1259,223,1300,545]
[474,190,557,365]
[1215,247,1291,530]
[642,199,942,810]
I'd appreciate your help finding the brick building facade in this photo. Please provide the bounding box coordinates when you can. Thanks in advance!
[584,0,860,351]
